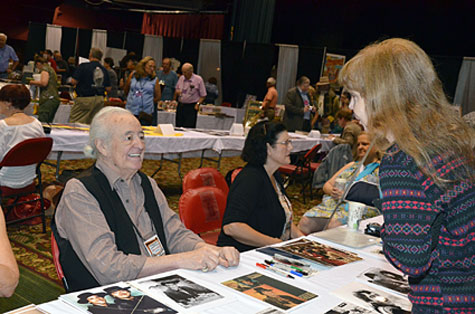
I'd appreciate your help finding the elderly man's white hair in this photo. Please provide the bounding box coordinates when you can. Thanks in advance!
[84,107,134,158]
[266,77,276,86]
[0,33,7,40]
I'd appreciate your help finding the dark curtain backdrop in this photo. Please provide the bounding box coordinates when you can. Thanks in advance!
[431,55,463,101]
[25,22,46,63]
[77,29,92,58]
[297,46,325,84]
[107,31,125,49]
[142,13,224,40]
[60,27,77,60]
[175,39,200,73]
[235,43,276,107]
[221,41,244,106]
[162,37,182,61]
[124,32,144,57]
[233,0,275,43]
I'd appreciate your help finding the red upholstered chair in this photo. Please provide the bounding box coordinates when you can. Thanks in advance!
[51,232,69,291]
[179,186,227,245]
[278,144,322,203]
[0,137,53,232]
[182,167,229,195]
[225,167,243,187]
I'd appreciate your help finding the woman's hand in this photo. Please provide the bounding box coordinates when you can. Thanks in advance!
[330,186,344,200]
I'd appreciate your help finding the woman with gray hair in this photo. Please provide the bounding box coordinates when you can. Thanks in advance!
[53,107,239,292]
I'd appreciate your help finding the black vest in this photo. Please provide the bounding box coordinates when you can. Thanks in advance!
[51,166,169,292]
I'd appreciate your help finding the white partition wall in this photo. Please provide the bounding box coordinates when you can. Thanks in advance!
[91,29,107,56]
[454,57,475,115]
[197,39,222,105]
[276,44,299,103]
[45,24,62,53]
[143,34,163,63]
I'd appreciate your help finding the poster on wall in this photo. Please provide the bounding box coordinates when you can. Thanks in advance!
[322,53,346,85]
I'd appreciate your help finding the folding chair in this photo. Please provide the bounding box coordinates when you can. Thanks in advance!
[51,232,69,291]
[0,137,53,232]
[179,186,227,245]
[278,143,322,203]
[182,167,229,195]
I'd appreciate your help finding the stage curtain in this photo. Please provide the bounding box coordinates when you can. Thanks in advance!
[297,46,326,85]
[198,39,222,104]
[124,32,144,59]
[143,35,163,64]
[142,13,224,40]
[175,39,200,72]
[60,27,77,60]
[431,55,463,102]
[233,0,275,43]
[107,31,125,49]
[454,58,475,115]
[77,28,92,58]
[45,24,62,53]
[25,22,46,63]
[276,44,299,103]
[221,41,244,106]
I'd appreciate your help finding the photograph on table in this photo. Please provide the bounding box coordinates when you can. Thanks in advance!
[59,282,178,314]
[324,301,377,314]
[357,267,410,296]
[135,274,223,309]
[332,282,412,313]
[277,238,362,266]
[221,272,318,311]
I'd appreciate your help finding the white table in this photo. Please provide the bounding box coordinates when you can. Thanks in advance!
[47,128,333,179]
[27,220,411,314]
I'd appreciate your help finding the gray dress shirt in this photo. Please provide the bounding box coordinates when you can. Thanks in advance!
[55,159,203,285]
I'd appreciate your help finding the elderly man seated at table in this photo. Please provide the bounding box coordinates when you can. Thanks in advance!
[53,107,239,292]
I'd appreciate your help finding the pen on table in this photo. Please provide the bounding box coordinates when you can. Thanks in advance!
[256,263,295,279]
[264,260,305,277]
[265,259,308,274]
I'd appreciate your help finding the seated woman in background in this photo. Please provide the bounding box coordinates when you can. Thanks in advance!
[124,56,161,126]
[29,56,60,123]
[217,121,304,252]
[0,207,19,297]
[0,84,45,188]
[298,132,380,234]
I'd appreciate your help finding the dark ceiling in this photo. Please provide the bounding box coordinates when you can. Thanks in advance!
[78,0,233,12]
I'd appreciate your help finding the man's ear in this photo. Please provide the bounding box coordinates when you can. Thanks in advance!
[95,138,108,157]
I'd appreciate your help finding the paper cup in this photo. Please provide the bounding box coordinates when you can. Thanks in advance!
[347,201,366,231]
[33,74,41,81]
[334,178,346,191]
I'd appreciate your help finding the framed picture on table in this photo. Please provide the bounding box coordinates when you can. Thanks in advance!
[244,100,263,128]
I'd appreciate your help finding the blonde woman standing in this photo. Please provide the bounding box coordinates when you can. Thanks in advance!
[339,38,475,313]
[125,56,161,125]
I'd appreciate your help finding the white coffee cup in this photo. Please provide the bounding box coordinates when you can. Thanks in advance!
[334,178,346,191]
[347,201,366,231]
[33,74,41,81]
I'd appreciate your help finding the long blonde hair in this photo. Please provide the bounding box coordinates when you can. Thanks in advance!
[339,38,474,183]
[134,56,156,79]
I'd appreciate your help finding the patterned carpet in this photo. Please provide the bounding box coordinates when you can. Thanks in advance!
[3,156,321,311]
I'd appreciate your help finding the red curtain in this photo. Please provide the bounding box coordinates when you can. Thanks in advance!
[141,13,224,40]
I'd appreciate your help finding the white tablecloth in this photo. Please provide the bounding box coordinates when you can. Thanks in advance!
[48,129,334,161]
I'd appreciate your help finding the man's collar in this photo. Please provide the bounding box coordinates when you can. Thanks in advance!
[96,159,139,189]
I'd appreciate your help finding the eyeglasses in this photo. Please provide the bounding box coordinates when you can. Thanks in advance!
[275,139,292,146]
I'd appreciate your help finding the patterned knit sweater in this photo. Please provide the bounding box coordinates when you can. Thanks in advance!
[380,144,475,313]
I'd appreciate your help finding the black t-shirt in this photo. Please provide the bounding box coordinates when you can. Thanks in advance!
[73,61,111,97]
[217,164,287,252]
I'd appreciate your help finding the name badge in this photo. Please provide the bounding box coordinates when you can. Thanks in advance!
[143,235,165,257]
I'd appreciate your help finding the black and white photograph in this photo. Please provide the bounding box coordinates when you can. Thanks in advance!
[324,302,377,314]
[357,267,410,295]
[333,282,412,314]
[138,274,223,309]
[60,283,178,314]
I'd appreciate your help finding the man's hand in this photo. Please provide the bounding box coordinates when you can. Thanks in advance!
[217,246,240,267]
